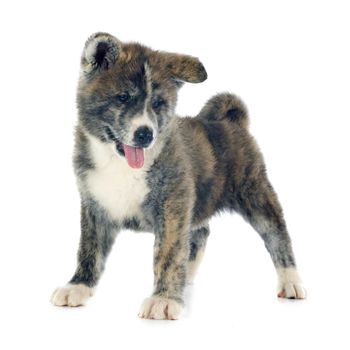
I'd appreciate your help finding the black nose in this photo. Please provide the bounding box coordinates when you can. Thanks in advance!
[134,126,154,147]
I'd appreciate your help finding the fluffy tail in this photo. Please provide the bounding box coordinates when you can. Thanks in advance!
[197,93,249,128]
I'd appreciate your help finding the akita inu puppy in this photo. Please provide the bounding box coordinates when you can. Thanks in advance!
[51,32,306,319]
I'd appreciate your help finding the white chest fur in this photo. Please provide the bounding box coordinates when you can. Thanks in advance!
[85,134,150,222]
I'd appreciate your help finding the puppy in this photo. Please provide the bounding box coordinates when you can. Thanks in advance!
[51,32,306,319]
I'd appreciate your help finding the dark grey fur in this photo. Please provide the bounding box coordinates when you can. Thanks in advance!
[70,197,119,287]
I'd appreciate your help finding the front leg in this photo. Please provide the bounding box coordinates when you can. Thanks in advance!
[139,198,192,320]
[51,198,118,307]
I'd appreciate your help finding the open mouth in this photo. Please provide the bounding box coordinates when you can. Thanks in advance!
[105,127,145,169]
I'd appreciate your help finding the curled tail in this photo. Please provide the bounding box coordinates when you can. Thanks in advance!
[197,93,249,128]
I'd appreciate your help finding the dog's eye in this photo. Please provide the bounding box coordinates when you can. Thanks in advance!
[116,92,130,104]
[152,97,164,111]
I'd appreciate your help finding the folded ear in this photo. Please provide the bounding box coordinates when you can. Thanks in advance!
[81,32,121,74]
[159,52,207,84]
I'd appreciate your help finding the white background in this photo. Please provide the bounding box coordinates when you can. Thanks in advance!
[1,0,349,349]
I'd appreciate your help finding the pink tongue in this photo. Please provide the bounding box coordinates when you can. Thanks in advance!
[122,144,145,169]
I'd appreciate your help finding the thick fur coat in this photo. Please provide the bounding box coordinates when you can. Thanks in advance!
[51,33,305,319]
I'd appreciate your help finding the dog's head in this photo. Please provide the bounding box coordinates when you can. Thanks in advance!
[77,32,207,168]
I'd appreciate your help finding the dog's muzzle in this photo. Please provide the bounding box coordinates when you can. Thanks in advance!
[105,126,153,169]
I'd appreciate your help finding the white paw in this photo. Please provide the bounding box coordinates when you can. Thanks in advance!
[50,283,94,307]
[277,267,306,299]
[138,296,183,320]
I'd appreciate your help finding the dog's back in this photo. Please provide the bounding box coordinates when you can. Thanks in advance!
[177,93,266,225]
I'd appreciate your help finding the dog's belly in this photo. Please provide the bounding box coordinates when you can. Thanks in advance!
[84,135,150,222]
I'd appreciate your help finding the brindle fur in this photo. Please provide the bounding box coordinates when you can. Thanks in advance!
[51,33,305,318]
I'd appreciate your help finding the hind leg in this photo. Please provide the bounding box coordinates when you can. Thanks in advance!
[187,225,210,284]
[235,180,306,299]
